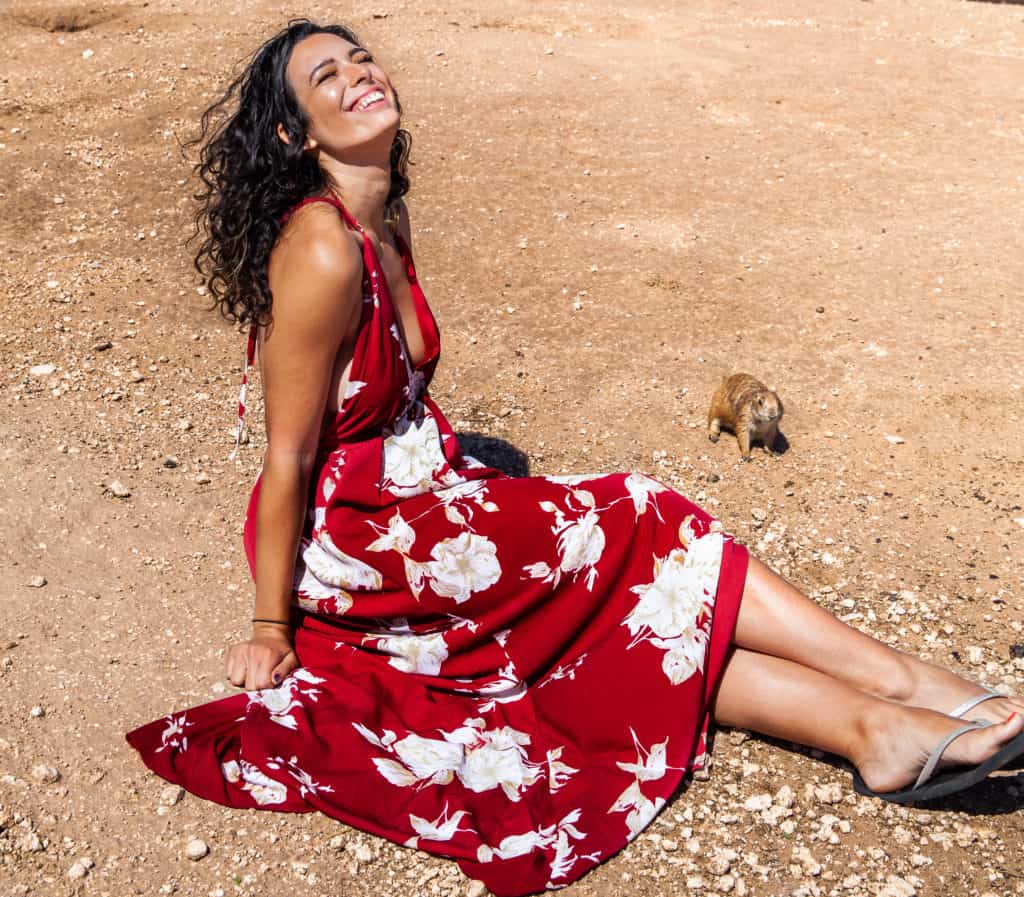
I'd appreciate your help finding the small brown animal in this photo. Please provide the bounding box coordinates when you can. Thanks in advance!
[707,373,784,461]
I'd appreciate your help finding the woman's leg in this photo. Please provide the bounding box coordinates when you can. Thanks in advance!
[732,557,1024,723]
[711,646,1024,793]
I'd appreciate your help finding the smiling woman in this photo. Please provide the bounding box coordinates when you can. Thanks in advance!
[125,16,1024,897]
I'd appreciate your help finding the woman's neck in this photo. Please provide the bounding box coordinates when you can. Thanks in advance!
[320,159,391,240]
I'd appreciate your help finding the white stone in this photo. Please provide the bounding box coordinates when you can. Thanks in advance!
[743,793,772,812]
[884,434,905,445]
[185,838,209,860]
[466,882,488,897]
[29,706,45,718]
[31,764,60,784]
[30,364,56,376]
[67,861,89,880]
[159,785,184,807]
[107,480,131,498]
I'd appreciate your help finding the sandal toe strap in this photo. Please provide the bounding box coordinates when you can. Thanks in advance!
[914,720,991,790]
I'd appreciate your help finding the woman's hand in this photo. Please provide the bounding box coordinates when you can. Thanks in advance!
[225,623,299,691]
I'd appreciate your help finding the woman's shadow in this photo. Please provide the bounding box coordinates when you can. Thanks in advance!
[457,431,530,478]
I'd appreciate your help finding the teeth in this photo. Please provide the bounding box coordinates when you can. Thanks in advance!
[355,90,385,111]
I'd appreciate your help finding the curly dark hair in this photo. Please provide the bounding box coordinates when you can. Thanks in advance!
[187,18,412,328]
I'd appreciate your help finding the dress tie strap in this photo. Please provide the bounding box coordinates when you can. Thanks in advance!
[229,323,258,460]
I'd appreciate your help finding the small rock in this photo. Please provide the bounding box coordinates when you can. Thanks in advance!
[751,508,767,523]
[328,834,346,851]
[743,793,772,812]
[966,646,984,666]
[177,418,192,431]
[877,875,916,897]
[17,832,44,853]
[195,473,212,485]
[130,370,145,383]
[29,706,45,718]
[67,861,89,880]
[774,784,796,808]
[31,764,60,784]
[163,456,179,469]
[160,785,184,807]
[466,881,488,897]
[883,434,905,445]
[352,843,374,863]
[1014,518,1024,530]
[1010,644,1024,660]
[82,48,95,59]
[26,576,47,588]
[813,782,843,805]
[107,480,131,498]
[93,340,113,351]
[185,838,209,860]
[660,838,678,851]
[30,364,56,376]
[815,306,825,314]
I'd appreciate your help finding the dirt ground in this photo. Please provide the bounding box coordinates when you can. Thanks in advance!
[2,0,1023,894]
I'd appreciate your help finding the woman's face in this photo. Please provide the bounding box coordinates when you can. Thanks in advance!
[282,32,400,157]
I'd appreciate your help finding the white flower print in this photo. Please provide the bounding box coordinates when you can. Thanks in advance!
[155,712,192,753]
[475,809,595,886]
[622,531,724,685]
[528,490,607,591]
[373,630,450,675]
[624,472,667,522]
[366,509,417,555]
[343,379,367,400]
[407,802,477,845]
[543,474,603,486]
[546,746,579,793]
[425,532,501,604]
[247,669,327,731]
[352,717,546,802]
[537,652,589,690]
[474,660,528,712]
[607,728,681,841]
[296,530,382,606]
[221,759,289,806]
[381,408,449,496]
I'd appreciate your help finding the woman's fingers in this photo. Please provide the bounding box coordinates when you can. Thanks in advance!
[225,646,247,687]
[270,651,299,686]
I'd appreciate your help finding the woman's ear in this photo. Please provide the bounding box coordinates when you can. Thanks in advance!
[277,122,318,153]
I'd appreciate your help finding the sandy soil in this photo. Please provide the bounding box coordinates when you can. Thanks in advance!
[2,0,1023,895]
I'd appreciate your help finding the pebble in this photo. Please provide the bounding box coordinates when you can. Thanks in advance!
[185,838,209,860]
[29,706,45,718]
[884,434,906,445]
[160,785,184,807]
[30,364,56,376]
[813,782,843,805]
[67,861,90,880]
[82,48,95,59]
[17,832,44,853]
[751,508,767,522]
[660,838,678,851]
[878,875,916,897]
[107,480,131,498]
[774,784,796,808]
[466,882,488,897]
[93,340,113,351]
[328,834,346,850]
[195,473,212,485]
[352,843,374,863]
[743,793,772,812]
[26,575,47,588]
[163,456,179,468]
[966,646,984,666]
[31,764,60,784]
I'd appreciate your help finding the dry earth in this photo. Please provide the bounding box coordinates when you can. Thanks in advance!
[2,0,1024,895]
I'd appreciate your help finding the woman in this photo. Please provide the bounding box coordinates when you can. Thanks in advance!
[126,19,1024,897]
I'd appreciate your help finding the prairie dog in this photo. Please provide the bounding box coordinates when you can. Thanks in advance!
[707,373,784,461]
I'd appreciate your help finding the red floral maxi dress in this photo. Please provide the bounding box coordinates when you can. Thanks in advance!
[125,195,749,897]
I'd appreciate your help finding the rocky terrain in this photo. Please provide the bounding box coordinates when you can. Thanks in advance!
[1,0,1023,895]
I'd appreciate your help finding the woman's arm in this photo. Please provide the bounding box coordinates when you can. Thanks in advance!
[226,206,364,691]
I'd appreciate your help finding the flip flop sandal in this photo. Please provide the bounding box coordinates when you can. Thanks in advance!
[851,721,1024,805]
[949,689,1006,720]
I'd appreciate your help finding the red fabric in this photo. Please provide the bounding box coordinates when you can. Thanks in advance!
[126,194,749,897]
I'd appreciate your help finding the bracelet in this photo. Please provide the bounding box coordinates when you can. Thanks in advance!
[252,617,290,627]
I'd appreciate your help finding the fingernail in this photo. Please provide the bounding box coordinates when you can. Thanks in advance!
[272,673,281,684]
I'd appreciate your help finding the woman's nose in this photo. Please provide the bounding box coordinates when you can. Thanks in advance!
[343,62,372,86]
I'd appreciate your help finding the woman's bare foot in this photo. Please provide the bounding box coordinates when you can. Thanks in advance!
[854,701,1024,795]
[881,652,1024,724]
